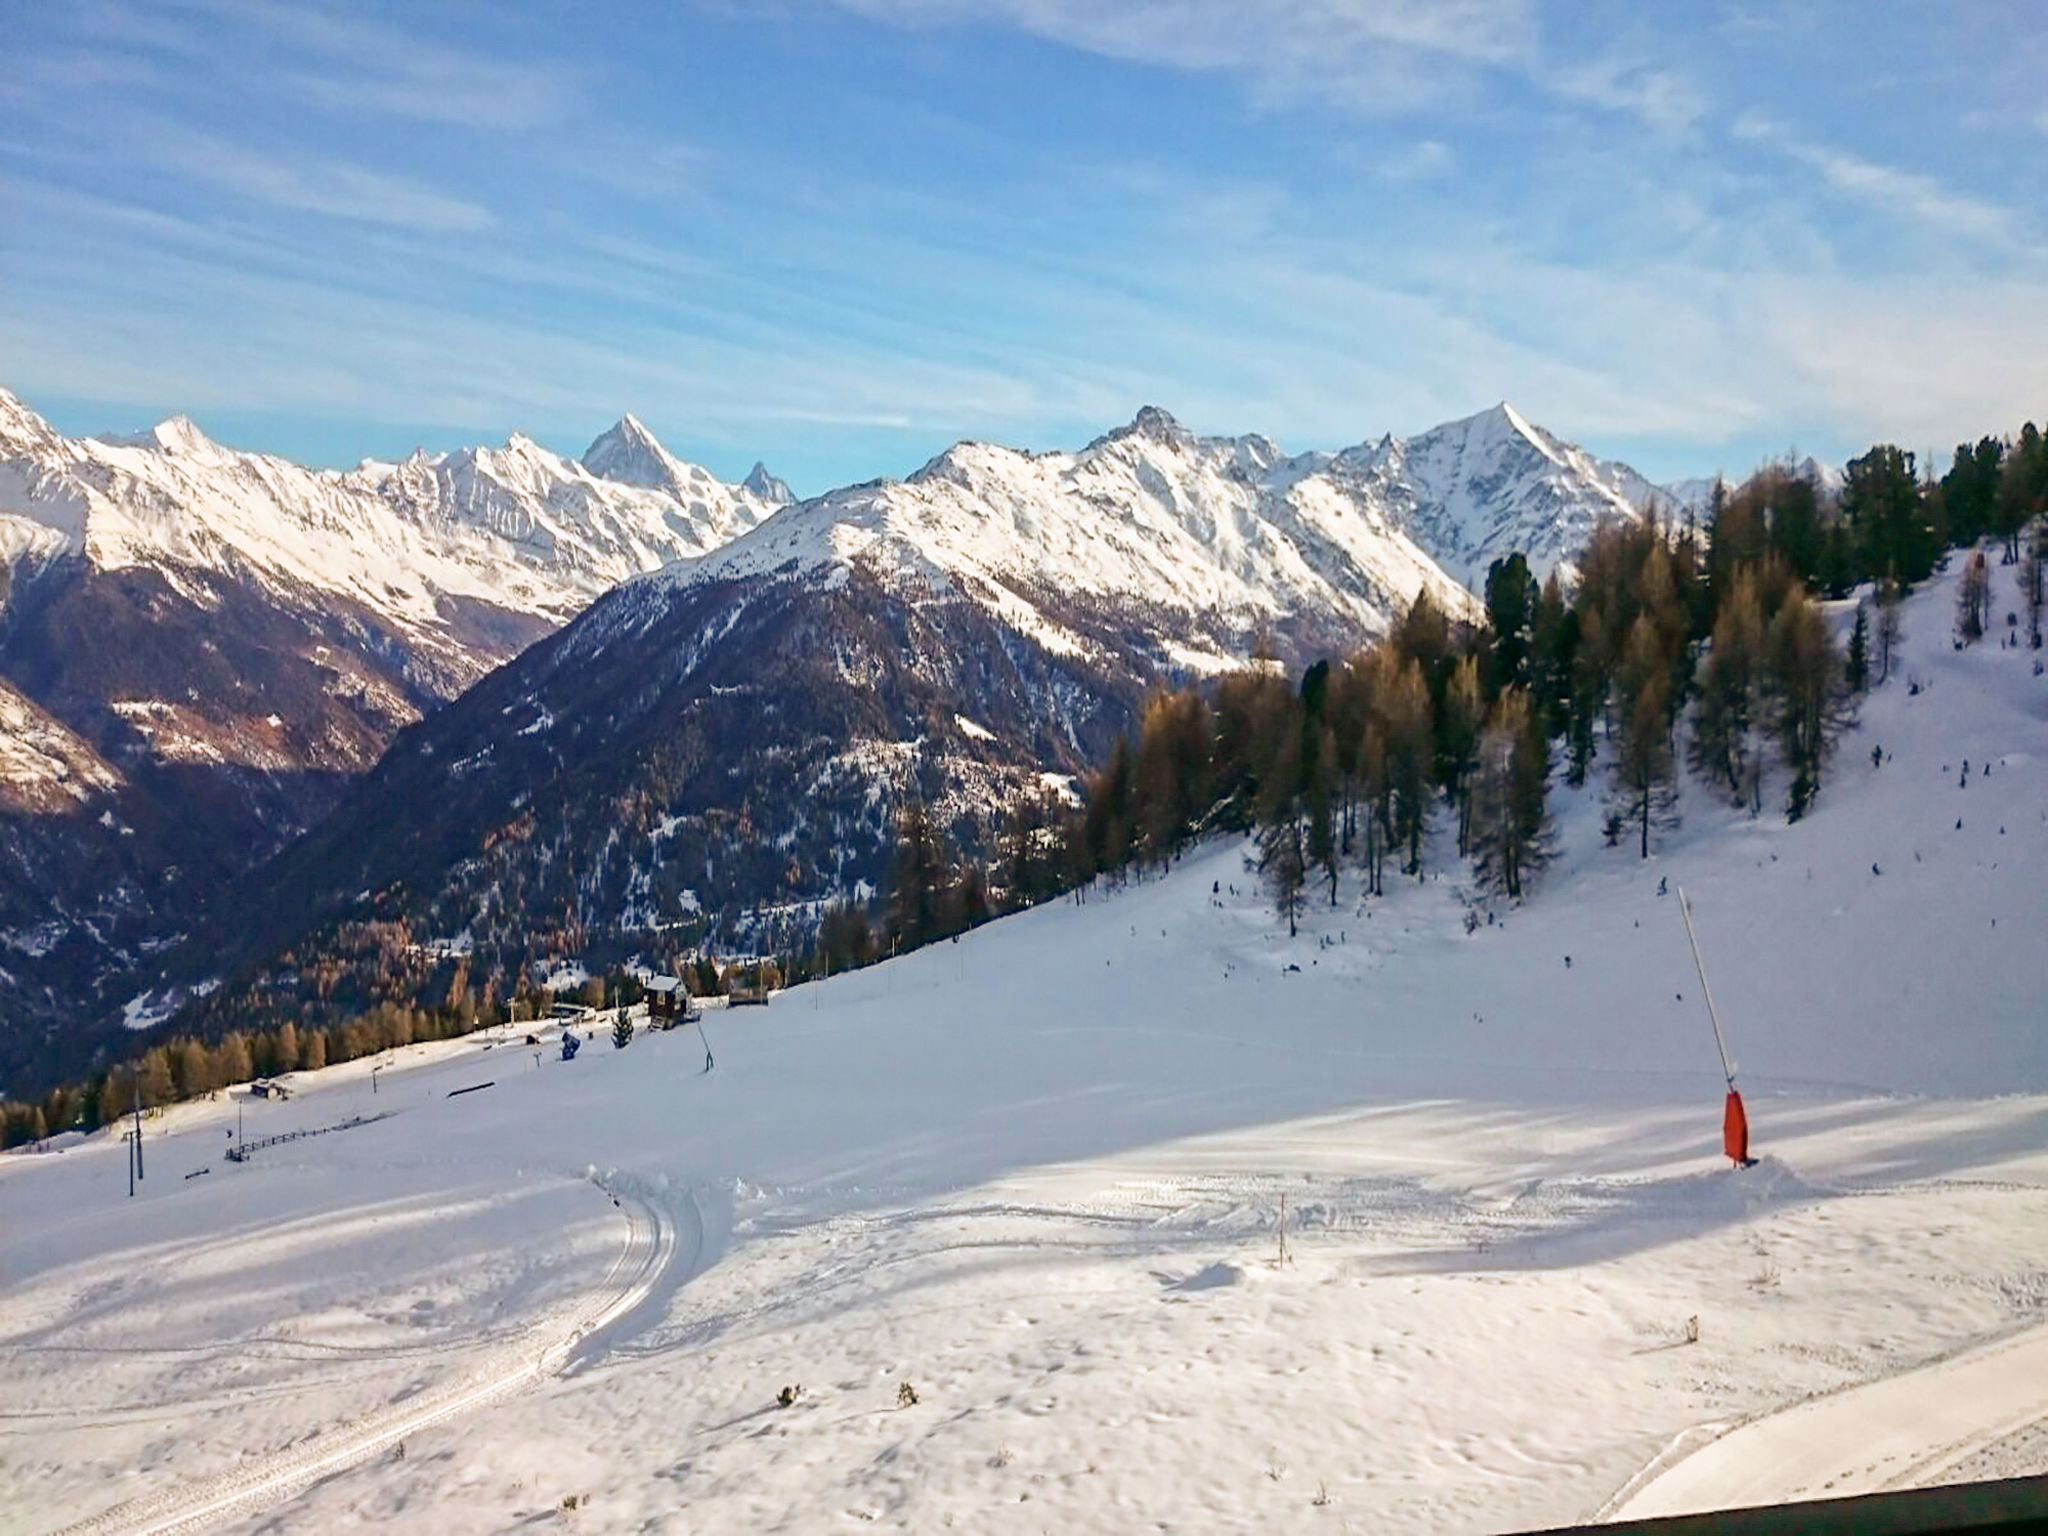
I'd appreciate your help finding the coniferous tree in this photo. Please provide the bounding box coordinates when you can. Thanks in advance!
[1766,470,1826,589]
[1876,576,1904,684]
[1530,571,1574,729]
[1845,601,1870,694]
[1942,437,2005,549]
[2023,519,2046,650]
[1469,687,1551,899]
[1767,586,1842,820]
[302,1030,327,1071]
[1306,725,1339,904]
[168,1038,209,1099]
[888,799,952,949]
[1379,652,1434,877]
[1438,655,1484,856]
[1611,622,1678,858]
[1841,445,1931,588]
[1261,816,1307,938]
[1134,690,1214,864]
[1484,553,1540,695]
[1691,568,1767,810]
[1994,423,2043,564]
[1956,549,1991,643]
[217,1028,250,1089]
[137,1047,175,1109]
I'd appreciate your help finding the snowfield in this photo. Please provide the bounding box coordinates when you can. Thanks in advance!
[3,574,2045,1534]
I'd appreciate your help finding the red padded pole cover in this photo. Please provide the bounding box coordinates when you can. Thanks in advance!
[1724,1089,1750,1165]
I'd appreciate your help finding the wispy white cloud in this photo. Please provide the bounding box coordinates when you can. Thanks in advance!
[832,0,1705,131]
[1375,138,1455,181]
[1546,54,1704,135]
[143,126,496,233]
[833,0,1536,113]
[1732,112,2024,248]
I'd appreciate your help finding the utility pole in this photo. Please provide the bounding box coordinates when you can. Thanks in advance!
[131,1070,144,1183]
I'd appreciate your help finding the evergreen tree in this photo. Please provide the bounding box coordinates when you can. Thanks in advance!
[1993,423,2043,564]
[1379,652,1434,877]
[1941,436,2004,549]
[1261,816,1307,938]
[1134,690,1214,863]
[888,800,954,949]
[1438,654,1484,856]
[1611,629,1678,858]
[1484,552,1540,695]
[1306,725,1339,905]
[1691,568,1767,811]
[1469,687,1551,899]
[1876,575,1904,684]
[612,1007,634,1049]
[1956,549,1991,643]
[1841,444,1931,587]
[1845,601,1870,694]
[1767,587,1842,820]
[1766,470,1826,589]
[2024,519,2046,650]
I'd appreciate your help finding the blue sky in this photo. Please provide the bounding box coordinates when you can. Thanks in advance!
[2,0,2044,494]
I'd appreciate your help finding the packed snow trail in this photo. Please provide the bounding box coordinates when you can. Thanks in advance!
[44,1187,675,1536]
[1605,1320,2048,1520]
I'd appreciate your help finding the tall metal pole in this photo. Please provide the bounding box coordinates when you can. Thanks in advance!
[1678,887,1736,1089]
[131,1071,144,1181]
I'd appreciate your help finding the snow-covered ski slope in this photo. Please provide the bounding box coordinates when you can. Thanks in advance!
[2,571,2045,1534]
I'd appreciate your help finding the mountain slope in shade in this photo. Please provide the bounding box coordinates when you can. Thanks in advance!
[0,388,781,1087]
[163,407,1503,1051]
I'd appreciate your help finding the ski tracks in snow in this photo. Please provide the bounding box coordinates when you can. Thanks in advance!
[1603,1319,2048,1520]
[45,1182,679,1536]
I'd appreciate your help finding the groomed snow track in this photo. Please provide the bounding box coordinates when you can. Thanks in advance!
[46,1186,676,1536]
[1603,1320,2048,1522]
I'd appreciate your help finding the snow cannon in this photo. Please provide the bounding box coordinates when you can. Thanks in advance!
[1679,888,1757,1169]
[560,1031,581,1062]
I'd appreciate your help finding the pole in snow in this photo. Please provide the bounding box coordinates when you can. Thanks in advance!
[694,1011,715,1074]
[1678,887,1754,1168]
[131,1072,144,1182]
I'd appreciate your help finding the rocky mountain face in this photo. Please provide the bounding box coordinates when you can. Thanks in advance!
[0,388,786,1090]
[2,385,1673,1091]
[155,404,1663,1057]
[1325,402,1659,589]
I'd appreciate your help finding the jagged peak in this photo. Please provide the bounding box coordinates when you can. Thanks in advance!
[583,412,684,489]
[742,461,794,505]
[0,386,56,447]
[1081,404,1200,457]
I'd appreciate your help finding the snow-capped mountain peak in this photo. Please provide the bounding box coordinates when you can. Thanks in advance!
[0,385,786,643]
[1327,402,1651,588]
[581,412,680,491]
[741,461,794,506]
[638,412,1481,677]
[0,387,59,452]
